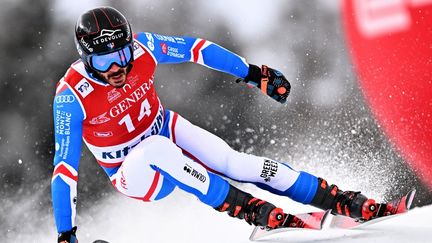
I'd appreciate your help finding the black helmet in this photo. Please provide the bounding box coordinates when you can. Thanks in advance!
[74,7,133,73]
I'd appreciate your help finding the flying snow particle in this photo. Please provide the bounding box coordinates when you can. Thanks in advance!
[245,128,254,133]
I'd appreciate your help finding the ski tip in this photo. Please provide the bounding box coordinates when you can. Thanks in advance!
[248,211,329,241]
[249,226,275,241]
[249,226,261,241]
[320,210,331,229]
[406,189,417,209]
[93,240,110,243]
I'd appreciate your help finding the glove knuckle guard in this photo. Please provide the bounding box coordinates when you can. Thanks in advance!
[241,64,291,103]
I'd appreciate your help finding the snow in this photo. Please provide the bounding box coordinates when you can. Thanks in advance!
[13,188,430,243]
[84,193,432,243]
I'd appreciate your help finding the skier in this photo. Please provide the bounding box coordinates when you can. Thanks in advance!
[54,7,383,243]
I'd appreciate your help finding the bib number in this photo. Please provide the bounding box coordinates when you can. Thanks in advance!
[118,99,152,132]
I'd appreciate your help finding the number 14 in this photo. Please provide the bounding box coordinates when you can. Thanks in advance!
[118,98,152,132]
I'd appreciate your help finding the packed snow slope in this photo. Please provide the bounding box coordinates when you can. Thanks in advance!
[27,188,432,243]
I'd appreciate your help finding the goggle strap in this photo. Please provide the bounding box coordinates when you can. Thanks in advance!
[120,48,127,66]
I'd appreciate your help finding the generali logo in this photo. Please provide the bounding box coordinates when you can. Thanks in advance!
[109,79,154,118]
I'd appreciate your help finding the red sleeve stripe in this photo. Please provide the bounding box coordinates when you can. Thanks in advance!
[53,163,78,182]
[56,82,68,95]
[170,112,179,143]
[192,39,207,63]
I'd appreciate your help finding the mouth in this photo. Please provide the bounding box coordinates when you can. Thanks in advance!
[111,73,124,81]
[108,70,126,85]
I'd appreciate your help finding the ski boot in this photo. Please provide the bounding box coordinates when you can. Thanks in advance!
[372,189,415,218]
[215,185,285,229]
[310,178,378,220]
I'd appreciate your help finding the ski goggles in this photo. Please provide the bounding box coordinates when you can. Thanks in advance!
[89,45,133,72]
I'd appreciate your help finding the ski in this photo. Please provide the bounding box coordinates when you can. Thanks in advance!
[93,240,110,243]
[330,189,416,229]
[249,210,330,241]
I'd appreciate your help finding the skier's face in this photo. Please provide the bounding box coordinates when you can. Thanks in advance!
[98,63,128,88]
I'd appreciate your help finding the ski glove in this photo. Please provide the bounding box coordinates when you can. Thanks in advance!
[58,226,78,243]
[237,64,291,104]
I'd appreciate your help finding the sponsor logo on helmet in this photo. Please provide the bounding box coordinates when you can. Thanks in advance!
[80,37,93,52]
[95,29,122,39]
[76,43,83,55]
[75,78,94,98]
[125,26,131,42]
[56,95,76,104]
[93,29,124,46]
[107,42,115,49]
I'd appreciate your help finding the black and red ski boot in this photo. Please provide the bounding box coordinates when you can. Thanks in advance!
[329,189,415,228]
[215,185,285,229]
[373,189,415,218]
[310,178,378,220]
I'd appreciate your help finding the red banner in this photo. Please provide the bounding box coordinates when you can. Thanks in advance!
[342,0,432,189]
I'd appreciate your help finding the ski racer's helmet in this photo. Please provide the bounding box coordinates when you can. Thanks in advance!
[74,7,133,73]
